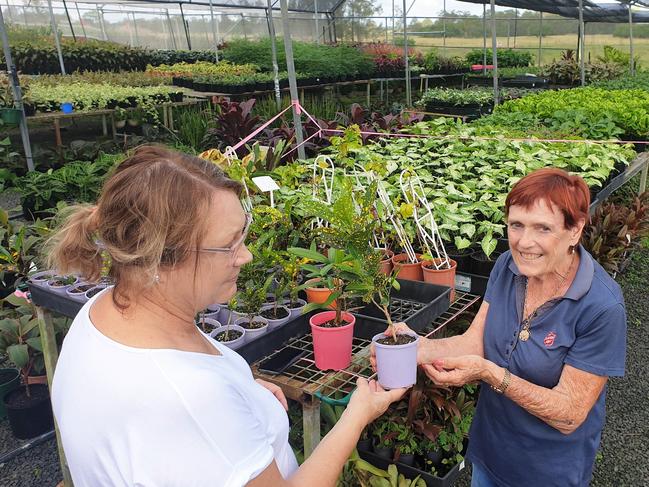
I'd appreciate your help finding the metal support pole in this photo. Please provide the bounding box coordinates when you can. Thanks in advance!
[62,0,76,40]
[4,0,11,21]
[179,3,192,50]
[266,3,281,111]
[640,163,647,195]
[241,13,247,40]
[0,6,34,171]
[442,0,446,56]
[127,11,134,46]
[166,10,177,49]
[403,0,411,106]
[132,12,140,46]
[75,3,87,38]
[314,0,319,44]
[629,4,635,76]
[482,3,487,74]
[578,0,585,86]
[513,8,517,48]
[46,0,66,75]
[22,6,27,26]
[208,0,219,62]
[385,17,388,43]
[280,0,306,160]
[490,0,499,106]
[538,11,543,68]
[98,7,108,41]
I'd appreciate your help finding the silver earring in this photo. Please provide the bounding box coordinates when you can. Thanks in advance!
[154,273,160,283]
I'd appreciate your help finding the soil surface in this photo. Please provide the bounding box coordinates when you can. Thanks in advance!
[261,308,289,320]
[376,334,417,346]
[240,320,267,330]
[214,330,243,342]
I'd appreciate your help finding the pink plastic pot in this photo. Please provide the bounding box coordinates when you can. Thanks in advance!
[309,311,355,371]
[372,332,419,389]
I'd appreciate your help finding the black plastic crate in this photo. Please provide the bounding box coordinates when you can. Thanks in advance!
[352,279,451,334]
[28,283,83,319]
[357,446,467,487]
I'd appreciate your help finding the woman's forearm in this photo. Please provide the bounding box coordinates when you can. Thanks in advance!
[483,363,605,435]
[420,332,483,364]
[287,408,365,487]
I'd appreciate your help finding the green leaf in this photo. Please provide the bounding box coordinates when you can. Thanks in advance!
[7,343,29,369]
[287,247,328,263]
[454,236,471,250]
[26,337,43,352]
[481,233,498,258]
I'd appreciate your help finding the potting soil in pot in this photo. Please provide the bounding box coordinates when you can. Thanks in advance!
[317,319,349,328]
[86,287,104,299]
[376,334,417,346]
[260,308,289,320]
[241,320,266,329]
[214,330,243,342]
[69,284,94,294]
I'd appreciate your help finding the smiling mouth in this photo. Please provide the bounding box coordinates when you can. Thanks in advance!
[519,251,543,261]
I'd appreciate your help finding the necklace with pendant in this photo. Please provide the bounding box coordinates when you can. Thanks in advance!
[518,254,575,342]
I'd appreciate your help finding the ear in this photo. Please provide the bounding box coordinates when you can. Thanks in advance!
[571,218,587,245]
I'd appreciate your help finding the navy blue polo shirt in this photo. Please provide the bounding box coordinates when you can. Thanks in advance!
[467,246,626,487]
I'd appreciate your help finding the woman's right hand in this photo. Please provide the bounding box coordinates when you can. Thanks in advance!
[346,377,407,425]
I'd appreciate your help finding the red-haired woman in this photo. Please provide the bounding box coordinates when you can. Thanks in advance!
[373,168,627,487]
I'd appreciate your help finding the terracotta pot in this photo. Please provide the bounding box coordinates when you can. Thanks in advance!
[421,258,457,302]
[309,311,355,371]
[378,249,394,276]
[304,278,336,309]
[391,253,423,281]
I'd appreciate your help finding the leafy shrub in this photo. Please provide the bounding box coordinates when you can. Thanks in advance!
[221,39,374,79]
[5,39,152,74]
[540,50,625,85]
[596,45,640,71]
[497,87,649,138]
[466,48,532,67]
[582,193,649,275]
[591,71,649,91]
[423,50,468,74]
[146,60,258,78]
[147,49,222,66]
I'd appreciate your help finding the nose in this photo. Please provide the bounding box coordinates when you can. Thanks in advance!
[517,228,536,249]
[234,244,253,267]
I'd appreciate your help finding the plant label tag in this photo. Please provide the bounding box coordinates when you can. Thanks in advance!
[455,275,471,293]
[252,176,280,192]
[459,460,465,471]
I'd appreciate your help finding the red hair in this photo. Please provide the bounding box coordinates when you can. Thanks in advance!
[505,168,590,229]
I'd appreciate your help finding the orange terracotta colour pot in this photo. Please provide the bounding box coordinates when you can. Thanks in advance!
[304,278,336,309]
[421,258,457,302]
[391,253,423,281]
[378,249,394,276]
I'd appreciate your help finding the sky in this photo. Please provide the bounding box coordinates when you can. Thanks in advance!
[377,0,488,18]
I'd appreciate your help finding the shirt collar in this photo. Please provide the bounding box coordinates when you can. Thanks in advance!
[507,244,594,301]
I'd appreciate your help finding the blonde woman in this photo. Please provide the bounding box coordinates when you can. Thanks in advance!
[49,146,405,487]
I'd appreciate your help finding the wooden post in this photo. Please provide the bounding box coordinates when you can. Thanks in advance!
[36,307,73,487]
[53,118,62,148]
[101,114,108,137]
[366,81,371,107]
[302,396,321,458]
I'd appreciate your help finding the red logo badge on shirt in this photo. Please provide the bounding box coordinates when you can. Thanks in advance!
[543,331,557,347]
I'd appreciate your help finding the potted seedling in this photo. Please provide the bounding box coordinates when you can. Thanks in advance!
[394,423,419,466]
[371,414,399,459]
[212,296,246,349]
[66,283,95,303]
[46,275,79,296]
[277,254,307,320]
[233,264,270,344]
[260,268,291,330]
[0,293,56,439]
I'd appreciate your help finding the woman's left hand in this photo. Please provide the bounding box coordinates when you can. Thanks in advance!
[256,379,289,411]
[421,355,489,387]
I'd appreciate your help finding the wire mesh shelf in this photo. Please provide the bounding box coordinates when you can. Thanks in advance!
[251,291,482,400]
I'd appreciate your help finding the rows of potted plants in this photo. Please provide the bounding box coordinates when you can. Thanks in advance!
[148,60,259,79]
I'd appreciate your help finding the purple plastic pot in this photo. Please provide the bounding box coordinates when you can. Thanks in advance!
[234,316,269,344]
[84,284,108,300]
[280,298,307,320]
[196,317,222,334]
[206,303,221,313]
[260,304,291,330]
[372,332,419,389]
[65,283,94,303]
[46,276,80,296]
[28,270,58,286]
[211,325,246,350]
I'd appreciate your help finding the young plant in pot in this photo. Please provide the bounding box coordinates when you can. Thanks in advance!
[233,263,271,344]
[276,254,307,320]
[0,292,56,439]
[289,244,362,371]
[211,296,246,350]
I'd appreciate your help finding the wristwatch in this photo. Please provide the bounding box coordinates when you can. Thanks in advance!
[490,368,511,395]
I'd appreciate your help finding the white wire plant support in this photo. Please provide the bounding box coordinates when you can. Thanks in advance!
[399,170,451,270]
[376,179,418,264]
[310,155,335,230]
[350,162,389,251]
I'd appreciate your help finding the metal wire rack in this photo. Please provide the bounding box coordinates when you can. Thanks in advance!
[356,297,427,323]
[251,291,482,401]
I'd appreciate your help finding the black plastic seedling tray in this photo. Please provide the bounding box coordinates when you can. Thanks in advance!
[357,446,466,487]
[29,283,84,319]
[352,279,451,333]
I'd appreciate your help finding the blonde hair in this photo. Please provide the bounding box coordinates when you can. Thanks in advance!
[47,145,242,309]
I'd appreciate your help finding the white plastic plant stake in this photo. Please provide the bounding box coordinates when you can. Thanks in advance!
[224,145,253,212]
[252,176,280,208]
[376,180,418,264]
[399,170,450,270]
[311,155,335,229]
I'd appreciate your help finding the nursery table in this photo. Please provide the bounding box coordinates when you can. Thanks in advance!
[248,291,482,458]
